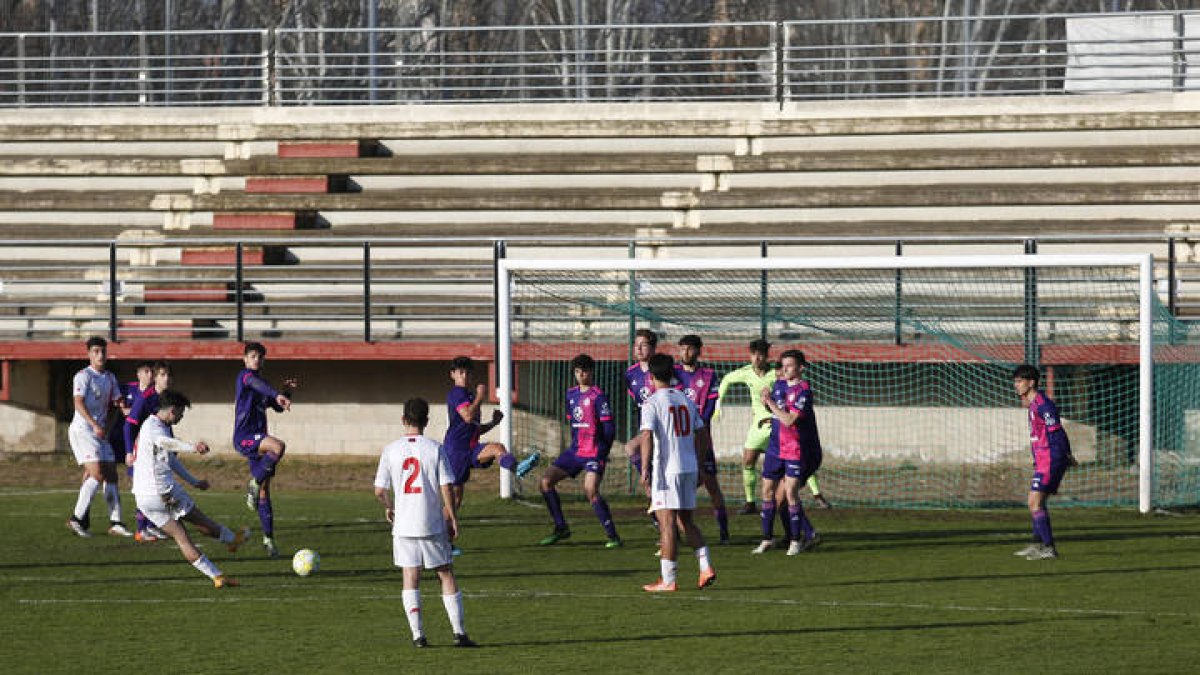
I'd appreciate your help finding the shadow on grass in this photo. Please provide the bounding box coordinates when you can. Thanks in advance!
[824,562,1200,587]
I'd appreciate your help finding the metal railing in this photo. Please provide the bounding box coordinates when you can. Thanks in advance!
[0,234,1196,346]
[4,12,1200,107]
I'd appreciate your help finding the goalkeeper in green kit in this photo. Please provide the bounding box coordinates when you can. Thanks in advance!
[715,339,831,513]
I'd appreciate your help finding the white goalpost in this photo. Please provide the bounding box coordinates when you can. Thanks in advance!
[497,254,1156,513]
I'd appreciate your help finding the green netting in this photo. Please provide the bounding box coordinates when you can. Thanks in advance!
[506,262,1200,509]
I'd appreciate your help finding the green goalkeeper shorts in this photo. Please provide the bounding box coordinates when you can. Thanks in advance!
[743,421,771,451]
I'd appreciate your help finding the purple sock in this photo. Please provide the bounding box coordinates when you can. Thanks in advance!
[542,489,567,530]
[760,501,776,539]
[135,509,148,532]
[1032,509,1054,545]
[499,453,516,471]
[777,503,790,534]
[592,497,618,539]
[257,497,274,538]
[714,507,729,540]
[788,504,803,541]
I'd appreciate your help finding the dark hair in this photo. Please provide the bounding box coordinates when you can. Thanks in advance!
[450,356,474,372]
[678,334,703,348]
[151,360,172,375]
[570,354,595,372]
[403,398,430,428]
[85,336,107,350]
[634,328,658,348]
[648,353,675,384]
[244,341,267,357]
[1013,364,1040,384]
[135,360,154,372]
[779,349,807,366]
[158,390,191,410]
[749,339,771,356]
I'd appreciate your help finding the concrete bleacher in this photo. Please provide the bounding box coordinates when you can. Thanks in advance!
[2,94,1200,346]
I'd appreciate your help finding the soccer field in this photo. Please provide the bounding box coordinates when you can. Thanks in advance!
[1,488,1197,674]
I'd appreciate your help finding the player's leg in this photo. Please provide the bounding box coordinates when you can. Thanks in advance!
[252,435,285,557]
[583,465,621,547]
[474,441,517,473]
[677,508,716,588]
[153,501,235,587]
[98,459,130,536]
[434,564,474,647]
[181,505,250,552]
[401,565,427,645]
[697,429,729,542]
[538,462,572,544]
[807,473,832,508]
[1024,484,1059,560]
[644,507,680,591]
[754,454,784,553]
[68,459,104,537]
[739,447,761,514]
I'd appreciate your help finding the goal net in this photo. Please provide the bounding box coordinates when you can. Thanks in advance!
[498,254,1196,512]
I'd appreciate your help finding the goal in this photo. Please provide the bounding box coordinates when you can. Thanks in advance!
[496,254,1181,513]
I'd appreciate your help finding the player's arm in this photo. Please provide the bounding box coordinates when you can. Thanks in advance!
[437,450,459,539]
[123,395,148,453]
[167,452,209,490]
[638,429,653,490]
[246,372,289,412]
[374,486,394,523]
[73,394,105,439]
[713,367,745,419]
[373,453,394,522]
[761,387,799,426]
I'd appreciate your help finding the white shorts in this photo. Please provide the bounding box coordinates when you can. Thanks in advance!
[69,425,114,465]
[135,487,195,528]
[392,534,453,570]
[650,472,698,512]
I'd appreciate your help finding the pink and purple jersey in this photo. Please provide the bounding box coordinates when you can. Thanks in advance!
[624,363,658,423]
[673,364,721,424]
[767,379,822,462]
[233,367,283,444]
[443,385,481,455]
[108,380,145,452]
[566,385,615,459]
[123,385,160,454]
[1027,391,1072,475]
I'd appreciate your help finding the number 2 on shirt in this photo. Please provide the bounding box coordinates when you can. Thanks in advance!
[669,405,691,437]
[401,456,422,494]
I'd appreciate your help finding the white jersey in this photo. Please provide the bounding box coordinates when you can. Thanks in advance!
[640,388,704,480]
[132,415,200,498]
[70,366,120,432]
[375,434,454,538]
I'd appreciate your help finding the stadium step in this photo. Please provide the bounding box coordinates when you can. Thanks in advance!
[211,211,318,230]
[277,140,380,158]
[180,246,271,266]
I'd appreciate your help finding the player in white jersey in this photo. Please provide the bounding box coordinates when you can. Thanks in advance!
[374,398,476,649]
[132,390,251,587]
[638,354,716,593]
[66,336,132,538]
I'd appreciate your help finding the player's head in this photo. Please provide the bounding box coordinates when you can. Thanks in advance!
[134,360,154,387]
[450,356,474,386]
[85,336,108,369]
[243,342,267,369]
[402,397,430,430]
[749,338,771,369]
[570,353,595,386]
[779,349,807,381]
[1013,364,1039,398]
[648,353,675,387]
[633,329,658,362]
[157,389,191,424]
[677,334,703,366]
[152,360,173,392]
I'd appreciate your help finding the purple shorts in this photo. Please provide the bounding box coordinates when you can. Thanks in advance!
[1030,461,1069,495]
[235,433,280,482]
[762,453,818,483]
[448,443,487,485]
[553,451,605,479]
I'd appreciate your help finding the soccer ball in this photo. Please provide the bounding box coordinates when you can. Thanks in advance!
[292,548,320,576]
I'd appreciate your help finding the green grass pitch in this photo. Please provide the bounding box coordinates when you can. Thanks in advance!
[2,488,1198,674]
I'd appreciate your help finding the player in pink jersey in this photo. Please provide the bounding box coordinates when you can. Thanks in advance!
[1012,364,1075,561]
[537,354,622,548]
[622,328,662,476]
[673,335,730,543]
[755,349,822,556]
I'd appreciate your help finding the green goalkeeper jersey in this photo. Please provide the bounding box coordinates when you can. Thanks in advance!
[715,363,777,422]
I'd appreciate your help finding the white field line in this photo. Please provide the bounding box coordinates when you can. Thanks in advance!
[14,587,1193,618]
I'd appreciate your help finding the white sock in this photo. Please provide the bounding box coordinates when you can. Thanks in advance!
[695,546,712,573]
[191,554,221,580]
[402,590,423,639]
[73,477,100,520]
[103,481,122,522]
[217,525,234,544]
[660,559,678,585]
[442,592,465,635]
